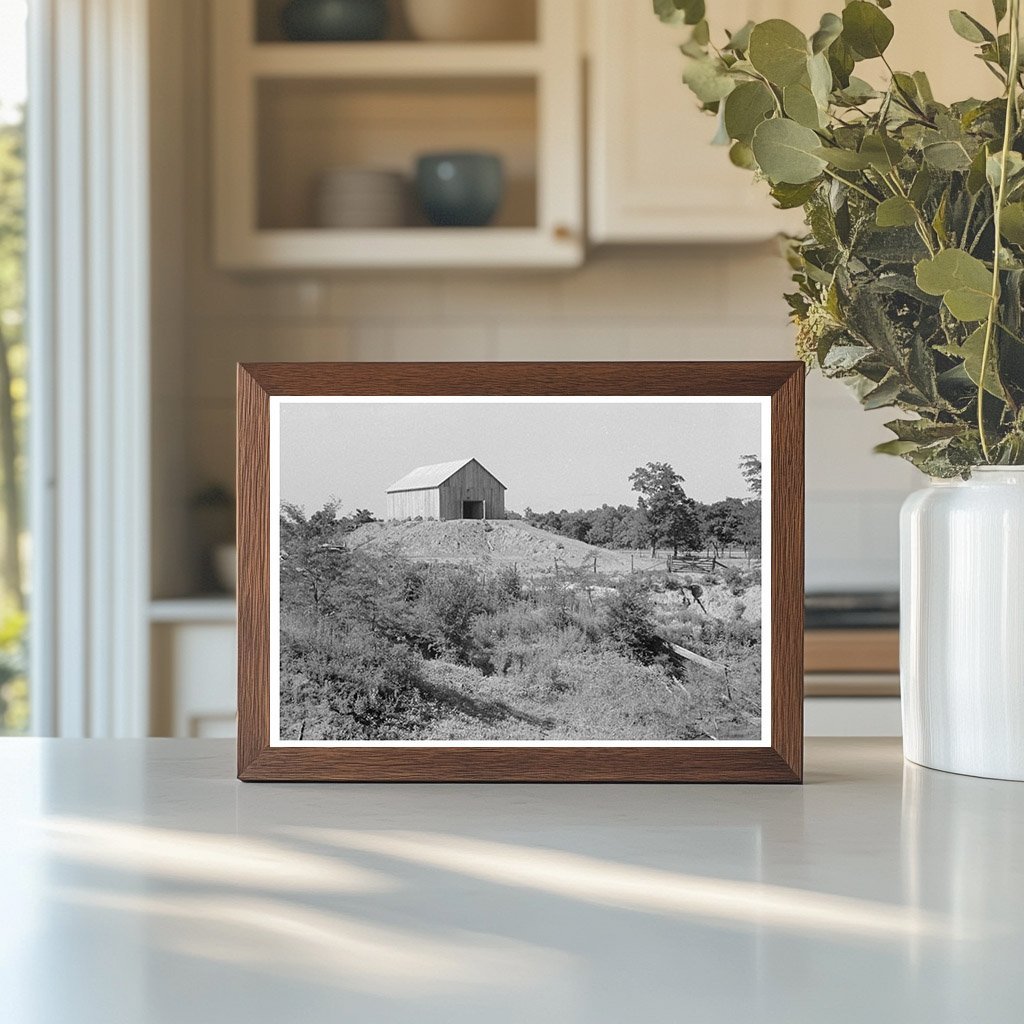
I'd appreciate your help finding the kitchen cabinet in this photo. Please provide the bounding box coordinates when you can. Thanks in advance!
[587,0,998,244]
[587,0,813,243]
[150,600,237,738]
[211,0,583,269]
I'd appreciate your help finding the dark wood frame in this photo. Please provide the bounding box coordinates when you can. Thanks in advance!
[237,362,804,782]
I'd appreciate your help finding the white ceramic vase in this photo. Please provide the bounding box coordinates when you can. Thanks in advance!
[900,467,1024,780]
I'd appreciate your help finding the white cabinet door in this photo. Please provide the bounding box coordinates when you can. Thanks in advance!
[587,0,810,243]
[587,0,997,244]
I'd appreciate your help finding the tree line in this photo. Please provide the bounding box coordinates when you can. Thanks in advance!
[515,456,761,558]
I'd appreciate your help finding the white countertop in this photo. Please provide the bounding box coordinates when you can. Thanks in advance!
[0,738,1020,1023]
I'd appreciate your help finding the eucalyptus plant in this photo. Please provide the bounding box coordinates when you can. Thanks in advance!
[657,0,1024,475]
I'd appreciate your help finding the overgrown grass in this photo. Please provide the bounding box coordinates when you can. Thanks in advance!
[279,542,762,742]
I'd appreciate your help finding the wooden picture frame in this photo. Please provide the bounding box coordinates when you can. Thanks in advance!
[237,362,804,782]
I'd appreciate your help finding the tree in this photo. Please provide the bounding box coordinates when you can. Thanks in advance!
[612,507,650,550]
[279,501,349,616]
[703,499,745,559]
[739,455,762,498]
[0,114,25,609]
[629,461,700,557]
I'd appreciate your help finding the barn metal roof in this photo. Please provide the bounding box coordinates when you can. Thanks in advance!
[386,458,505,493]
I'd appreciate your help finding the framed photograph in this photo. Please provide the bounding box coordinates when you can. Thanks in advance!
[237,362,804,782]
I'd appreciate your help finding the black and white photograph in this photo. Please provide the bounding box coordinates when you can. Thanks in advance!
[270,397,770,746]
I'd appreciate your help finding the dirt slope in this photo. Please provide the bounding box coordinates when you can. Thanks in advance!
[344,518,608,569]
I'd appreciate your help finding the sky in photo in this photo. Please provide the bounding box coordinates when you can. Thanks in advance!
[278,399,764,517]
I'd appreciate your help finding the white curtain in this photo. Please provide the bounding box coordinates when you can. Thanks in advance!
[28,0,150,736]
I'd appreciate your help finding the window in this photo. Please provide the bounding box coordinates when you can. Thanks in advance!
[0,0,28,734]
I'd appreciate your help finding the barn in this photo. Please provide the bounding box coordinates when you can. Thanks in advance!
[385,458,506,521]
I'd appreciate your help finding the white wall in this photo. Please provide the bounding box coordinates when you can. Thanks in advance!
[160,0,920,598]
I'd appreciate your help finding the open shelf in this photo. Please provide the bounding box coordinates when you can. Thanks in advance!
[257,76,538,232]
[213,0,582,268]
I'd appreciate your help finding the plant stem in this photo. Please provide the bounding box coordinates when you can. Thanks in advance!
[822,167,881,205]
[884,170,939,254]
[979,0,1021,462]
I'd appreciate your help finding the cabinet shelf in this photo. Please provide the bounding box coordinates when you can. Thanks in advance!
[218,226,579,270]
[249,42,544,78]
[212,0,582,269]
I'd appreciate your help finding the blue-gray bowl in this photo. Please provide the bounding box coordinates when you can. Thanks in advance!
[281,0,388,42]
[415,152,505,228]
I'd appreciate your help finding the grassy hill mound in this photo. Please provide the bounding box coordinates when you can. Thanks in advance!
[345,518,606,569]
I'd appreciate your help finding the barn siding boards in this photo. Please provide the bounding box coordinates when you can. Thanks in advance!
[386,488,440,520]
[385,458,506,521]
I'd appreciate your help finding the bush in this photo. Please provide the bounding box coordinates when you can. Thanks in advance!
[279,618,433,740]
[412,564,489,663]
[604,576,661,663]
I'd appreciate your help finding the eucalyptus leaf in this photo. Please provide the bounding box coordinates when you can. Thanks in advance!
[884,418,964,443]
[683,57,736,104]
[724,81,775,144]
[653,0,705,26]
[874,439,922,455]
[915,250,994,322]
[729,140,757,169]
[862,375,903,409]
[842,1,895,59]
[752,118,828,184]
[827,35,856,89]
[837,76,879,104]
[967,144,991,193]
[810,12,843,54]
[724,20,755,53]
[932,190,950,246]
[748,20,809,86]
[986,150,1024,191]
[1000,203,1024,244]
[814,146,872,170]
[861,133,904,173]
[923,140,973,171]
[808,52,833,109]
[913,71,935,104]
[948,10,994,44]
[711,107,731,145]
[876,197,919,228]
[939,326,1006,398]
[909,165,934,205]
[784,80,825,129]
[770,180,820,209]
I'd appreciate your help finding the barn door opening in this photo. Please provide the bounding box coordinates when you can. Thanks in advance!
[462,500,484,520]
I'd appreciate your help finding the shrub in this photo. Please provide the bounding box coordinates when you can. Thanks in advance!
[413,564,489,663]
[604,576,661,663]
[279,618,433,741]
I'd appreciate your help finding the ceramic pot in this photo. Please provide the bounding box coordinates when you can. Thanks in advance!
[415,152,504,227]
[281,0,388,41]
[316,167,407,228]
[900,467,1024,780]
[403,0,534,41]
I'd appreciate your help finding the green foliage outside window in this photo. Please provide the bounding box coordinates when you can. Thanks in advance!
[0,109,27,734]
